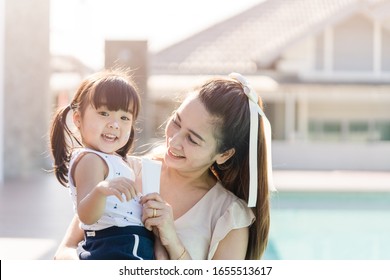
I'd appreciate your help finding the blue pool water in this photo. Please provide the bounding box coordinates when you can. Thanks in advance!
[263,192,390,260]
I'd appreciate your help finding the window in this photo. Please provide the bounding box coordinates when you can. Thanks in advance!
[349,121,369,141]
[375,122,390,141]
[309,121,341,141]
[309,120,390,142]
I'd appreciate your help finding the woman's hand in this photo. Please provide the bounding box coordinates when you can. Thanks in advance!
[140,193,190,259]
[140,193,175,246]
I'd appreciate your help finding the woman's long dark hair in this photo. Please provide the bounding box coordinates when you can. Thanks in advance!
[49,69,141,187]
[198,78,270,259]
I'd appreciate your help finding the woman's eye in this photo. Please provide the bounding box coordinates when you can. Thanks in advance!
[172,118,180,127]
[188,135,198,145]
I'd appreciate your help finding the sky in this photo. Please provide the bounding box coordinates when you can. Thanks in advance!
[50,0,263,69]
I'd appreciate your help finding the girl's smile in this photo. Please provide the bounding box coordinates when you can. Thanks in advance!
[101,133,119,142]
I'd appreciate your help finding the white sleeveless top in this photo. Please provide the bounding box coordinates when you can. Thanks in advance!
[68,148,142,230]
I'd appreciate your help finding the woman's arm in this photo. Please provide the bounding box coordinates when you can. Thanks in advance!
[154,236,169,260]
[54,215,84,260]
[212,227,249,260]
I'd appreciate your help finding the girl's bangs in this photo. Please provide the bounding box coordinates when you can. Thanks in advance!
[90,79,138,114]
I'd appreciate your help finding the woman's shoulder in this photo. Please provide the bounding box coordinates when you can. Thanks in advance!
[208,182,251,213]
[212,182,242,202]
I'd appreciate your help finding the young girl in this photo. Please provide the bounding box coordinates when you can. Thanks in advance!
[49,69,158,260]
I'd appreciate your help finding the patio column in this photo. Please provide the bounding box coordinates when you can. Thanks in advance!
[3,0,50,179]
[285,92,296,142]
[373,20,381,77]
[324,27,333,73]
[297,93,308,142]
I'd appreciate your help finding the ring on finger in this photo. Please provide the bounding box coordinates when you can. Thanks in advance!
[152,208,157,218]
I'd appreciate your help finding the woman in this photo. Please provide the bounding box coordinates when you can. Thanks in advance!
[54,73,273,260]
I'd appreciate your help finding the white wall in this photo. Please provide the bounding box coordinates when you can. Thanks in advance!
[273,141,390,171]
[0,0,4,184]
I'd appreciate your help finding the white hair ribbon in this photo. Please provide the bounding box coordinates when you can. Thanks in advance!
[229,73,276,207]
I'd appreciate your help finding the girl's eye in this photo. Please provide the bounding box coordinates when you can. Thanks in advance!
[99,111,109,116]
[121,116,131,121]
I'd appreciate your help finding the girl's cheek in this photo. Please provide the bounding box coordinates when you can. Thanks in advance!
[125,130,131,140]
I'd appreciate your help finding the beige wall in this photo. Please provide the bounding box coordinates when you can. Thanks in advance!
[334,15,374,72]
[3,0,50,179]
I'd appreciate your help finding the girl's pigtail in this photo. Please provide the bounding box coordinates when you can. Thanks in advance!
[49,105,74,187]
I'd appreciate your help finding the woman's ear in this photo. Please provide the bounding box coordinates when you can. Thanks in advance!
[216,148,235,165]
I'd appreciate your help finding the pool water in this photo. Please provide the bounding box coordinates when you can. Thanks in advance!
[263,192,390,260]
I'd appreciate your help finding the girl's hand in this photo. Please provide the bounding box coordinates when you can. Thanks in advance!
[95,177,139,202]
[78,177,140,225]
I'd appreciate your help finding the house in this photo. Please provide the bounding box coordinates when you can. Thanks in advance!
[148,0,390,171]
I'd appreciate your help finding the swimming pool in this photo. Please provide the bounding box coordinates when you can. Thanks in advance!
[263,192,390,259]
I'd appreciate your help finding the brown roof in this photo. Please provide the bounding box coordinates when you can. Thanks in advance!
[152,0,388,75]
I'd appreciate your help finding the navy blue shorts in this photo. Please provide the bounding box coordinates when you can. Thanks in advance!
[78,226,154,260]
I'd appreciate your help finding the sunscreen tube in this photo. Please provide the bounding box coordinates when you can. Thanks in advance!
[141,158,162,194]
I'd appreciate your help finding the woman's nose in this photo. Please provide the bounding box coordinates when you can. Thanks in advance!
[169,132,183,149]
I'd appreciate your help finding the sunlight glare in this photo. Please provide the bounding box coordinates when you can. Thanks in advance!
[50,0,263,69]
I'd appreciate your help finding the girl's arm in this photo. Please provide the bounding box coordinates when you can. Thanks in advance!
[54,215,83,260]
[73,153,109,224]
[74,153,137,225]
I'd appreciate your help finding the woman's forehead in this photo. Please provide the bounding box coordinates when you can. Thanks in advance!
[178,95,205,118]
[177,96,217,136]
